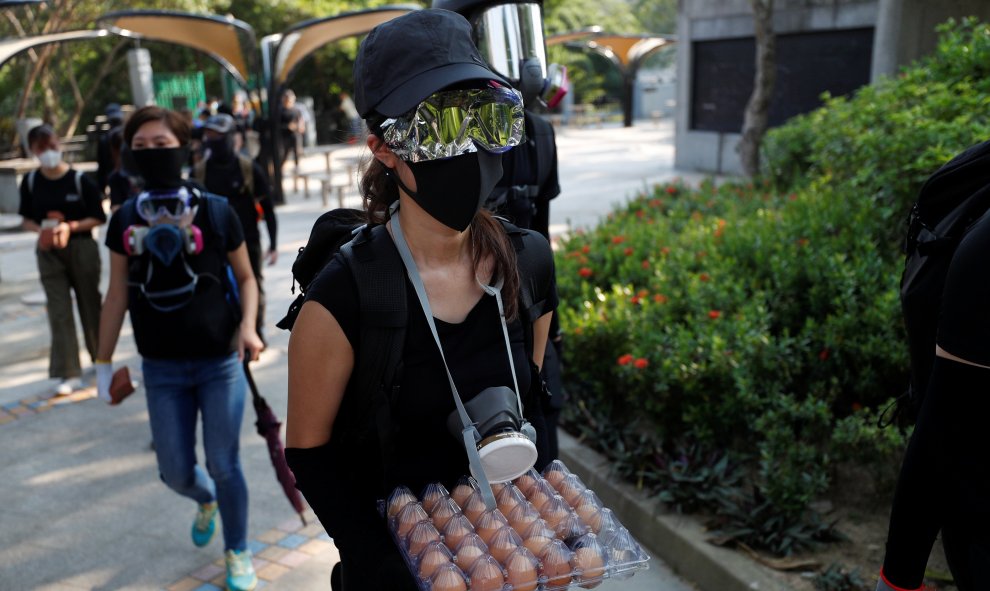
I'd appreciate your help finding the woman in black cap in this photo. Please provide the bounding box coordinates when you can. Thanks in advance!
[285,8,557,590]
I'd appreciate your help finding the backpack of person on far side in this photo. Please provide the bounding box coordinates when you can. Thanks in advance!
[27,169,84,198]
[897,139,990,422]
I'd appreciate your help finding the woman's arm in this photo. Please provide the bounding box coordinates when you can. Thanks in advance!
[531,311,553,371]
[286,301,355,448]
[96,252,130,361]
[227,243,263,361]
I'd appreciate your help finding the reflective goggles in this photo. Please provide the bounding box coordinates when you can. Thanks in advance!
[136,187,198,225]
[380,86,525,163]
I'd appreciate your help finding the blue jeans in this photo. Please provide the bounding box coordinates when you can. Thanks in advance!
[142,352,249,551]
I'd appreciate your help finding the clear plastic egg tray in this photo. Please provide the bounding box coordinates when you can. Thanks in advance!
[379,460,650,591]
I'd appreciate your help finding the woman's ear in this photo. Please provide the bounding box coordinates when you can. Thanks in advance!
[367,135,400,169]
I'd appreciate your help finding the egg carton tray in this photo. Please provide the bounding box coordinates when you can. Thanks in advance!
[378,460,650,591]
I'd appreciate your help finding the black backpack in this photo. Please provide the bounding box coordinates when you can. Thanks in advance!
[899,139,990,418]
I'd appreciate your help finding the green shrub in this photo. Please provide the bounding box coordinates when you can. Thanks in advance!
[558,17,988,555]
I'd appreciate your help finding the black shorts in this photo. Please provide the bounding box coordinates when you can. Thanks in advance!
[937,209,990,366]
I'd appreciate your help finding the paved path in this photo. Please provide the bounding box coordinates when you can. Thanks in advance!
[0,120,700,590]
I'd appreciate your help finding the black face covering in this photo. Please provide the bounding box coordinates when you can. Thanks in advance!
[130,146,190,189]
[391,151,503,232]
[204,136,234,162]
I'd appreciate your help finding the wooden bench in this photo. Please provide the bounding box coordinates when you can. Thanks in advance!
[297,171,354,208]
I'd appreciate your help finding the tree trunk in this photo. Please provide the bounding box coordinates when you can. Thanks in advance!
[737,0,776,177]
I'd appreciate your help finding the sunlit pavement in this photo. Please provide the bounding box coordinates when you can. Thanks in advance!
[0,119,700,590]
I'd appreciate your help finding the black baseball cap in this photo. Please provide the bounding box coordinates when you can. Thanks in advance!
[203,114,235,134]
[354,8,508,119]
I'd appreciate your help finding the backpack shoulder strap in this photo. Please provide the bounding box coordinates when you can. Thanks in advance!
[192,160,207,184]
[339,224,407,490]
[74,170,83,197]
[237,155,255,197]
[27,170,36,195]
[202,192,230,249]
[498,217,555,325]
[340,224,408,396]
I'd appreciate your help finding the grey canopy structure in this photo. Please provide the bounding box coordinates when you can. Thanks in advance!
[549,30,675,127]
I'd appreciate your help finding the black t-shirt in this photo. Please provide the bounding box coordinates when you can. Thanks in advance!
[201,156,271,244]
[105,195,245,359]
[280,106,301,137]
[18,169,106,226]
[107,170,137,208]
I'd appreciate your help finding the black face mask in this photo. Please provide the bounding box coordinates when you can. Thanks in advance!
[390,151,503,232]
[130,146,190,190]
[204,137,233,162]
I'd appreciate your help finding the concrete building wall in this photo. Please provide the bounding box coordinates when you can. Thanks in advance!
[675,0,877,175]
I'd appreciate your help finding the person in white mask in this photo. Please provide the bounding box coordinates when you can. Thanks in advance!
[18,124,106,395]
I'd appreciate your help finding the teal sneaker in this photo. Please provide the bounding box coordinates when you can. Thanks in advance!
[225,549,258,591]
[191,501,218,547]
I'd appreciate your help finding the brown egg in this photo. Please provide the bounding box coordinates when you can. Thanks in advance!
[442,514,476,551]
[430,497,462,531]
[571,533,608,588]
[554,512,590,542]
[538,495,573,531]
[451,478,479,508]
[538,539,575,588]
[559,474,587,507]
[417,541,453,580]
[405,520,441,558]
[542,460,570,491]
[467,555,505,591]
[393,502,429,539]
[508,503,542,536]
[461,491,489,525]
[490,481,507,495]
[513,469,539,496]
[574,546,606,588]
[594,507,620,537]
[504,546,540,591]
[522,519,555,541]
[496,483,528,516]
[474,509,510,545]
[526,479,558,512]
[453,533,488,570]
[575,503,602,532]
[573,489,603,511]
[523,534,552,556]
[430,562,468,591]
[487,525,523,563]
[387,486,417,519]
[420,482,450,514]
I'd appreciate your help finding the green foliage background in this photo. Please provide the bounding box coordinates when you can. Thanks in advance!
[555,18,990,555]
[0,0,674,150]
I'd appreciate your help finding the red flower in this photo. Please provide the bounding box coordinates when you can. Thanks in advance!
[649,199,663,208]
[578,267,593,278]
[612,235,626,244]
[708,310,721,319]
[581,245,591,254]
[696,250,707,259]
[653,294,667,304]
[665,185,677,195]
[660,246,671,255]
[624,247,634,256]
[634,358,649,369]
[699,273,711,282]
[630,296,641,305]
[617,354,634,366]
[819,348,829,361]
[641,259,650,269]
[636,209,646,219]
[851,402,863,412]
[797,238,809,248]
[789,193,798,201]
[637,289,649,298]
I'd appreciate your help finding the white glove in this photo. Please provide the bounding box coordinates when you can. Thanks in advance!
[96,362,113,404]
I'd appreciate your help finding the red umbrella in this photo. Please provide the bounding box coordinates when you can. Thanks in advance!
[244,361,307,525]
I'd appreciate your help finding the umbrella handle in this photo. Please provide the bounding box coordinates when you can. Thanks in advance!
[243,359,264,405]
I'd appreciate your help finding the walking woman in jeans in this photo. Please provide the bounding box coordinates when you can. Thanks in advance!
[18,125,106,395]
[95,106,263,591]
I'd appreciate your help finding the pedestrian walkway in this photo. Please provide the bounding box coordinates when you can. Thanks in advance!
[0,120,700,590]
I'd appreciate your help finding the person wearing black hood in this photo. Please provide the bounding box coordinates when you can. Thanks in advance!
[95,106,263,591]
[193,113,277,342]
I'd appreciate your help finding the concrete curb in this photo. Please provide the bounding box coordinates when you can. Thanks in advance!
[559,430,792,591]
